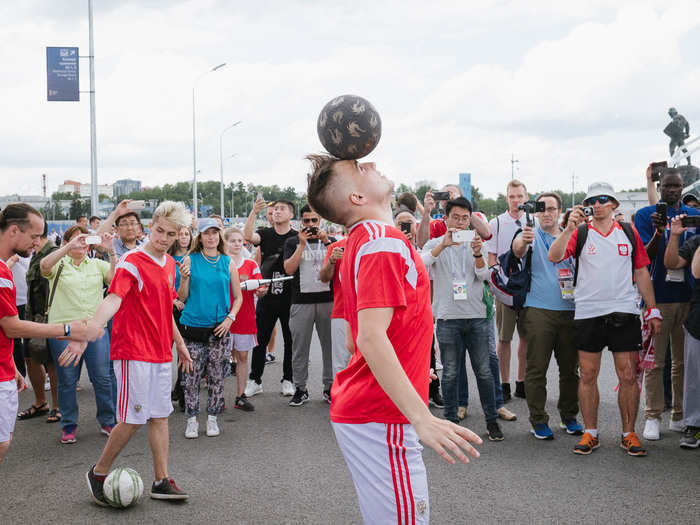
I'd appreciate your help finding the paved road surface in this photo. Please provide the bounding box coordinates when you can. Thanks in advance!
[3,329,697,524]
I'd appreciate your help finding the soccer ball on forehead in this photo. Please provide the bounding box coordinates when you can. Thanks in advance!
[317,94,382,160]
[103,467,144,508]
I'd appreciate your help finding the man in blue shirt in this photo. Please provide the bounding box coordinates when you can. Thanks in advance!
[635,168,700,440]
[512,192,582,440]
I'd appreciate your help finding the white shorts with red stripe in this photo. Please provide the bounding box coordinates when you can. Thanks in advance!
[0,380,18,442]
[332,421,429,525]
[114,360,173,425]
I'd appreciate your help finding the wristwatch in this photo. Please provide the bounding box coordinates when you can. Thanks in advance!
[226,314,236,322]
[63,324,71,337]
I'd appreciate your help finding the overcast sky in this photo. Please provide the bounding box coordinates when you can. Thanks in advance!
[2,0,700,200]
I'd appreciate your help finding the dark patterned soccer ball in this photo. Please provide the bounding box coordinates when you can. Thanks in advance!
[317,95,381,160]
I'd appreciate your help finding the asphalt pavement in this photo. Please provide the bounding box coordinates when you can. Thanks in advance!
[3,328,698,524]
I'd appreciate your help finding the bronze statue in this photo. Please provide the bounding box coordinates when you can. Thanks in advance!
[665,107,691,166]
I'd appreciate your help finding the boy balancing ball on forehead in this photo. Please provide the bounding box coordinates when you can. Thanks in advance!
[305,153,482,524]
[58,201,194,506]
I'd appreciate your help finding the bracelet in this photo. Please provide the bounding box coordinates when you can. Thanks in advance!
[473,253,483,258]
[643,308,662,322]
[63,324,71,337]
[226,313,236,322]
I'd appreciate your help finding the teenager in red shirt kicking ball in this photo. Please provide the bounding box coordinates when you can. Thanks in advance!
[59,201,194,505]
[306,155,482,524]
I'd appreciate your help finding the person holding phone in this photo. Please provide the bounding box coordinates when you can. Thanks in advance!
[178,218,242,438]
[40,225,117,444]
[96,200,145,259]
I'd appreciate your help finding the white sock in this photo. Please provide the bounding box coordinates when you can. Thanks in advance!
[622,431,630,438]
[187,416,196,424]
[208,415,217,423]
[585,428,598,438]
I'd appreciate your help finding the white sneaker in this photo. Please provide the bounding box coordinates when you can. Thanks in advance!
[281,380,295,397]
[669,419,684,432]
[206,416,220,437]
[185,417,198,439]
[643,418,660,440]
[245,379,263,397]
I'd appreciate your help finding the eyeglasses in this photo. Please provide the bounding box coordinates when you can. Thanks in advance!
[302,218,319,224]
[118,221,140,227]
[583,195,612,206]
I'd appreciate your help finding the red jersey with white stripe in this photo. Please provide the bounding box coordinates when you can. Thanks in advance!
[108,248,177,363]
[562,221,649,320]
[230,258,262,335]
[430,211,492,240]
[323,237,347,319]
[0,260,18,382]
[330,220,433,424]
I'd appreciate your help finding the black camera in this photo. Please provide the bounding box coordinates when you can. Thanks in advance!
[518,201,546,214]
[399,222,412,234]
[583,206,594,217]
[304,226,319,236]
[656,202,668,225]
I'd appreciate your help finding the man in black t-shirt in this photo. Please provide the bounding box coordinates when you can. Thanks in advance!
[243,198,297,397]
[283,205,336,406]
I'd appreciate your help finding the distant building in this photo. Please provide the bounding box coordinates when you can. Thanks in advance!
[113,179,142,198]
[616,191,649,219]
[80,183,113,199]
[57,180,82,194]
[0,194,50,210]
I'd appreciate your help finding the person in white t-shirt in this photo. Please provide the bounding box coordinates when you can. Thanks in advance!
[486,180,533,402]
[549,182,661,457]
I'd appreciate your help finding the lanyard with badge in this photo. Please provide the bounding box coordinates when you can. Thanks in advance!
[449,243,469,301]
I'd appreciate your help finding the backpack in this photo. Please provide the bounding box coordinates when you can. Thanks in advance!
[573,221,637,286]
[488,229,532,310]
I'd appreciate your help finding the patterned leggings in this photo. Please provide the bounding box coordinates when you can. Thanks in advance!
[182,333,231,417]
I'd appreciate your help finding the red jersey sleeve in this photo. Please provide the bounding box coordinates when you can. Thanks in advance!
[0,278,17,320]
[108,260,138,299]
[355,241,412,312]
[563,229,579,260]
[631,226,651,269]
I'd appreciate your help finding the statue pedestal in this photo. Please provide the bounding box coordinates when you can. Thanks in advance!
[679,165,700,187]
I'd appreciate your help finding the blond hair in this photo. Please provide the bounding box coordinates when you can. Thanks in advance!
[223,227,244,242]
[507,179,527,195]
[152,201,192,230]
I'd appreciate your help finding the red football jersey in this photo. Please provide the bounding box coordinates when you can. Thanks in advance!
[0,259,18,382]
[323,238,347,319]
[330,220,433,424]
[230,258,262,335]
[108,249,177,363]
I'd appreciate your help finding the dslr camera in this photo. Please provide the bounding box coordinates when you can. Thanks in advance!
[303,226,319,236]
[518,201,546,214]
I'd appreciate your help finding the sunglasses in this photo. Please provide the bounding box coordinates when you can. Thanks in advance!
[302,218,319,224]
[583,195,612,206]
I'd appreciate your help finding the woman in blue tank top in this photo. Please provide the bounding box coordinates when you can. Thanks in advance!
[178,219,242,439]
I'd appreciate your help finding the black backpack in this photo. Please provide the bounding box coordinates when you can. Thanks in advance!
[573,222,637,286]
[488,229,532,310]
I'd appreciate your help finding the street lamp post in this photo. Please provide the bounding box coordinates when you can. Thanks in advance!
[192,62,226,218]
[219,121,241,218]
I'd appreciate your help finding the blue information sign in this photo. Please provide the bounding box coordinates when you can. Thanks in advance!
[46,47,79,101]
[459,172,472,203]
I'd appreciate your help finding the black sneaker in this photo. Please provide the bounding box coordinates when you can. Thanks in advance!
[289,388,309,407]
[150,477,189,500]
[502,383,512,403]
[429,389,445,409]
[85,465,108,507]
[487,421,505,441]
[680,426,700,449]
[235,395,255,412]
[323,389,332,404]
[265,353,276,365]
[514,381,526,399]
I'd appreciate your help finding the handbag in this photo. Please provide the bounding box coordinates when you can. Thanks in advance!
[180,324,215,343]
[26,261,64,354]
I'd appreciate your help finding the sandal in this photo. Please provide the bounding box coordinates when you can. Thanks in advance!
[46,409,62,423]
[17,402,49,420]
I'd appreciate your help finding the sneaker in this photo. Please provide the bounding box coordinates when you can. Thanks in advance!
[621,432,647,456]
[514,381,526,399]
[531,423,554,440]
[265,353,276,364]
[100,424,115,436]
[85,465,108,507]
[281,379,295,397]
[429,390,444,409]
[206,416,220,437]
[559,418,584,435]
[669,419,684,433]
[643,418,660,440]
[61,425,77,444]
[323,389,332,404]
[289,388,309,407]
[497,406,517,421]
[150,478,189,500]
[680,426,700,448]
[235,395,255,412]
[245,379,263,397]
[501,383,511,403]
[486,421,504,441]
[185,417,198,439]
[573,432,600,455]
[457,406,467,420]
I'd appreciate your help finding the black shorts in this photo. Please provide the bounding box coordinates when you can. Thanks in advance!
[573,312,642,353]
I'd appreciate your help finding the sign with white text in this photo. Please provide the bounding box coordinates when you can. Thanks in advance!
[47,47,79,101]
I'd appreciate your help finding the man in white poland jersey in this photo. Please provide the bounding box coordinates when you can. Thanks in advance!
[305,154,482,524]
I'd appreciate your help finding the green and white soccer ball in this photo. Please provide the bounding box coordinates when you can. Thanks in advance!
[104,467,144,508]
